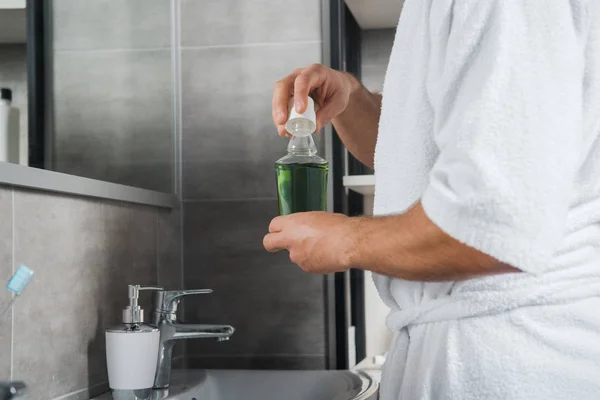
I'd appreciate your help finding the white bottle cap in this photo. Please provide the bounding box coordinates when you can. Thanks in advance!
[286,97,317,137]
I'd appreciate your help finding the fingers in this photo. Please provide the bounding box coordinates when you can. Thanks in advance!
[273,70,301,136]
[293,65,326,114]
[274,64,331,136]
[264,216,290,252]
[268,216,287,233]
[315,102,339,132]
[263,233,287,253]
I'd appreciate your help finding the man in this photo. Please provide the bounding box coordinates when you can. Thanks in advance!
[264,1,600,399]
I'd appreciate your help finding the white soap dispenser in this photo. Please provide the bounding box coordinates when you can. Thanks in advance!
[105,285,161,400]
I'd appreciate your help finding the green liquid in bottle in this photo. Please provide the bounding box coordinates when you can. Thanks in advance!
[275,162,328,215]
[276,99,327,216]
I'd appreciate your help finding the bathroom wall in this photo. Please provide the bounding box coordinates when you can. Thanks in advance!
[180,0,328,369]
[361,29,395,93]
[0,185,182,400]
[51,0,175,193]
[0,4,331,400]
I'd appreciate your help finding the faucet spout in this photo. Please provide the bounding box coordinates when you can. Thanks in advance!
[171,323,235,340]
[150,289,234,390]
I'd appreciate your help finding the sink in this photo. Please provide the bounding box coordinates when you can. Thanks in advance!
[96,369,378,400]
[167,370,378,400]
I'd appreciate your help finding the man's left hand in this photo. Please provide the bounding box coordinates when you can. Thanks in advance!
[263,212,355,274]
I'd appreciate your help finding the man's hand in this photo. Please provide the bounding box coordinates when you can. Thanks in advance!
[264,204,518,281]
[272,64,358,136]
[263,212,354,274]
[273,64,381,168]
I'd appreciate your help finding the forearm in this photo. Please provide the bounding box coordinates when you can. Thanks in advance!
[332,75,381,169]
[347,203,518,281]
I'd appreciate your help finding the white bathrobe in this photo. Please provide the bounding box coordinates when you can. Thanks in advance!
[374,1,600,399]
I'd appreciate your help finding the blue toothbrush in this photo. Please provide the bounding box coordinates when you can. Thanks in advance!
[0,265,34,322]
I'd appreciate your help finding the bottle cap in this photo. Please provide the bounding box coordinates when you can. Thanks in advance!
[286,97,316,137]
[1,88,12,103]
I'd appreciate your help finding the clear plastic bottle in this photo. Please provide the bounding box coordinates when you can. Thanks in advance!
[0,88,19,164]
[275,98,328,215]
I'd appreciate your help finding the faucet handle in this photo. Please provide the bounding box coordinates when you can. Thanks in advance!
[154,289,213,314]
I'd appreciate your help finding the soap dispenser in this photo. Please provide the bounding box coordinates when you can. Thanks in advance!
[275,97,329,216]
[105,285,161,399]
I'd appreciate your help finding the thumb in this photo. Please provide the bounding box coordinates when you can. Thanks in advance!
[263,233,288,253]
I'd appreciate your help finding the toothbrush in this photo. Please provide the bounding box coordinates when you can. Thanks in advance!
[0,265,34,322]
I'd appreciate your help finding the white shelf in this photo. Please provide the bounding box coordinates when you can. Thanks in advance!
[343,174,375,196]
[345,0,404,29]
[0,0,25,9]
[0,4,26,44]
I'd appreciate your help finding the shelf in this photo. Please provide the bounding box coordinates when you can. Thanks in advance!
[343,174,375,196]
[0,0,25,9]
[345,0,404,30]
[0,5,26,44]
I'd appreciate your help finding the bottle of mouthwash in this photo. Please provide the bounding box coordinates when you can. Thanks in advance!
[275,97,328,216]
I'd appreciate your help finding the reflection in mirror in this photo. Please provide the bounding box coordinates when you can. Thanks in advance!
[31,0,175,193]
[0,4,27,166]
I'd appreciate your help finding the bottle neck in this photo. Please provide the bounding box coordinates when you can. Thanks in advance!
[288,135,317,156]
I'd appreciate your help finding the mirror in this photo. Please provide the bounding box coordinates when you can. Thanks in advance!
[0,2,27,166]
[0,0,175,194]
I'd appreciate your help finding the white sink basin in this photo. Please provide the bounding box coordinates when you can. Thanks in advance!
[98,369,379,400]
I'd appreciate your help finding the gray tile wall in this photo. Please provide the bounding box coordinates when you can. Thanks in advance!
[0,3,330,399]
[51,0,174,193]
[361,29,395,93]
[0,188,12,379]
[180,0,327,370]
[0,185,182,400]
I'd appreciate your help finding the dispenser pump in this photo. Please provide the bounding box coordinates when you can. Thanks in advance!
[122,285,162,324]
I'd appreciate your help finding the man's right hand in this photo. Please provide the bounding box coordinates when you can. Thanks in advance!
[272,64,358,136]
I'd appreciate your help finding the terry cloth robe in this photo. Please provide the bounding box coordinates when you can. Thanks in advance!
[373,1,600,399]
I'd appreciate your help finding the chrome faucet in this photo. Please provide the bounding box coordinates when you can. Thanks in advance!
[150,289,235,389]
[0,382,26,400]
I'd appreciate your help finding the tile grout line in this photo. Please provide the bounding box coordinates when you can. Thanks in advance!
[187,354,326,358]
[174,0,186,296]
[172,0,186,296]
[156,212,160,285]
[54,46,171,54]
[183,197,278,204]
[180,39,322,51]
[175,0,187,305]
[10,188,14,380]
[52,40,323,55]
[172,0,183,200]
[171,0,184,288]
